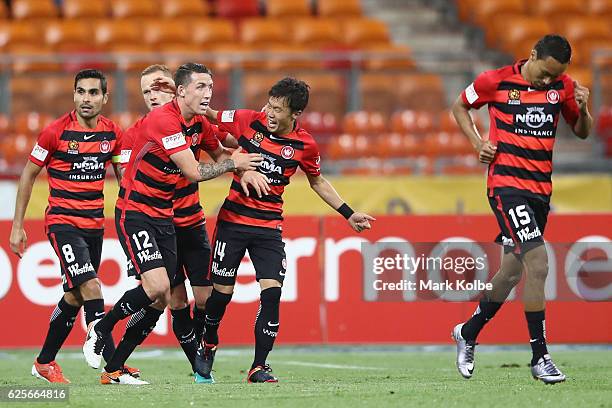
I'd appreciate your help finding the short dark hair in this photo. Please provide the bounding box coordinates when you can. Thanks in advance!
[534,34,572,64]
[74,69,107,94]
[174,63,212,87]
[269,77,310,112]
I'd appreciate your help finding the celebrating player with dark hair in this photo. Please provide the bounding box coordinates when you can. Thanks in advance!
[191,77,375,383]
[82,63,265,385]
[9,69,140,382]
[451,34,592,384]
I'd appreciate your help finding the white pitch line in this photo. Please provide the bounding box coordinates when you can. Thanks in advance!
[278,361,385,370]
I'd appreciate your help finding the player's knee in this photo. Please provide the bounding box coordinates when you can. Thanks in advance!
[79,278,102,299]
[169,287,188,310]
[260,286,281,307]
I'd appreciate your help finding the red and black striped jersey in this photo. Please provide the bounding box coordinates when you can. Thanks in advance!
[116,100,220,223]
[461,60,580,202]
[215,109,321,230]
[28,111,122,234]
[120,109,228,228]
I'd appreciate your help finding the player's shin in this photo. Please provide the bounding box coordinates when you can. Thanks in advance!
[104,306,163,373]
[203,289,233,346]
[192,305,206,344]
[38,297,80,364]
[252,287,281,369]
[96,286,154,334]
[171,306,198,370]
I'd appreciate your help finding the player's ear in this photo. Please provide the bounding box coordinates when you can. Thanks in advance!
[530,49,537,61]
[102,92,109,105]
[177,85,186,98]
[291,110,303,120]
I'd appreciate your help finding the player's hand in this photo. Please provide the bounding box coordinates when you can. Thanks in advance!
[9,227,27,258]
[151,77,176,94]
[240,170,270,198]
[231,147,263,171]
[477,140,497,164]
[348,212,376,233]
[574,81,590,113]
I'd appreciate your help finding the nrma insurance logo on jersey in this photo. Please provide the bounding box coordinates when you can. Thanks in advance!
[515,107,554,129]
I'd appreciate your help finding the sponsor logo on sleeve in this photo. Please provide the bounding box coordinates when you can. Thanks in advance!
[221,110,235,123]
[120,149,132,164]
[31,143,49,162]
[162,132,186,150]
[465,83,479,105]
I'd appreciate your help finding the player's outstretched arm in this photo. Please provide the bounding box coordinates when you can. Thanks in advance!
[10,161,43,258]
[572,81,592,139]
[451,96,496,164]
[171,147,262,183]
[306,173,375,233]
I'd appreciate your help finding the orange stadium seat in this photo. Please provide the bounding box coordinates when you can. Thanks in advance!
[11,0,58,20]
[567,67,593,91]
[358,73,397,114]
[575,39,612,67]
[161,0,209,18]
[44,20,93,52]
[291,18,343,48]
[494,17,552,55]
[439,110,483,133]
[95,20,141,48]
[395,74,447,112]
[300,111,340,135]
[191,19,237,46]
[342,18,390,47]
[343,111,389,135]
[242,73,284,110]
[240,18,286,44]
[317,0,362,18]
[529,0,584,19]
[0,21,40,51]
[290,73,346,117]
[554,17,611,45]
[62,0,108,19]
[455,0,478,23]
[423,132,457,158]
[158,43,203,71]
[390,110,436,134]
[109,111,140,130]
[13,111,54,135]
[11,75,75,116]
[361,44,415,71]
[265,0,310,18]
[259,44,322,71]
[215,0,259,19]
[110,0,157,19]
[589,0,612,18]
[472,0,526,27]
[142,19,190,47]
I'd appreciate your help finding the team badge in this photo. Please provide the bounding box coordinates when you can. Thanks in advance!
[507,89,521,105]
[282,258,287,269]
[546,89,559,104]
[280,145,294,159]
[191,134,199,146]
[99,140,111,153]
[253,132,264,143]
[68,140,79,154]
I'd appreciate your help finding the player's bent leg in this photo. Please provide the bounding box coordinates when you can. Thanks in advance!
[192,285,212,344]
[248,279,281,383]
[170,284,198,372]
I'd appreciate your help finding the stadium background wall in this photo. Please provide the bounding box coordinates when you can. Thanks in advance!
[0,215,609,348]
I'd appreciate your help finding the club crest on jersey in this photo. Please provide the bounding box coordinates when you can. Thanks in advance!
[507,89,521,105]
[280,145,294,159]
[99,140,111,153]
[68,140,79,154]
[191,134,199,146]
[546,89,560,104]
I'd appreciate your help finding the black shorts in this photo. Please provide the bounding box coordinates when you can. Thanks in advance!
[115,210,178,281]
[172,223,212,288]
[48,230,102,292]
[208,221,286,286]
[489,194,549,255]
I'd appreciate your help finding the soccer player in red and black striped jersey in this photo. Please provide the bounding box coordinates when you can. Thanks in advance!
[195,77,375,383]
[450,35,592,384]
[120,64,239,375]
[83,63,264,385]
[8,69,140,382]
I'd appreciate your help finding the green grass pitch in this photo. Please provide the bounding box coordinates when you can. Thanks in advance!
[0,347,610,408]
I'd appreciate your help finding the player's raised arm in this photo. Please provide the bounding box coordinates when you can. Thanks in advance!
[306,173,375,233]
[9,161,43,257]
[569,80,592,139]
